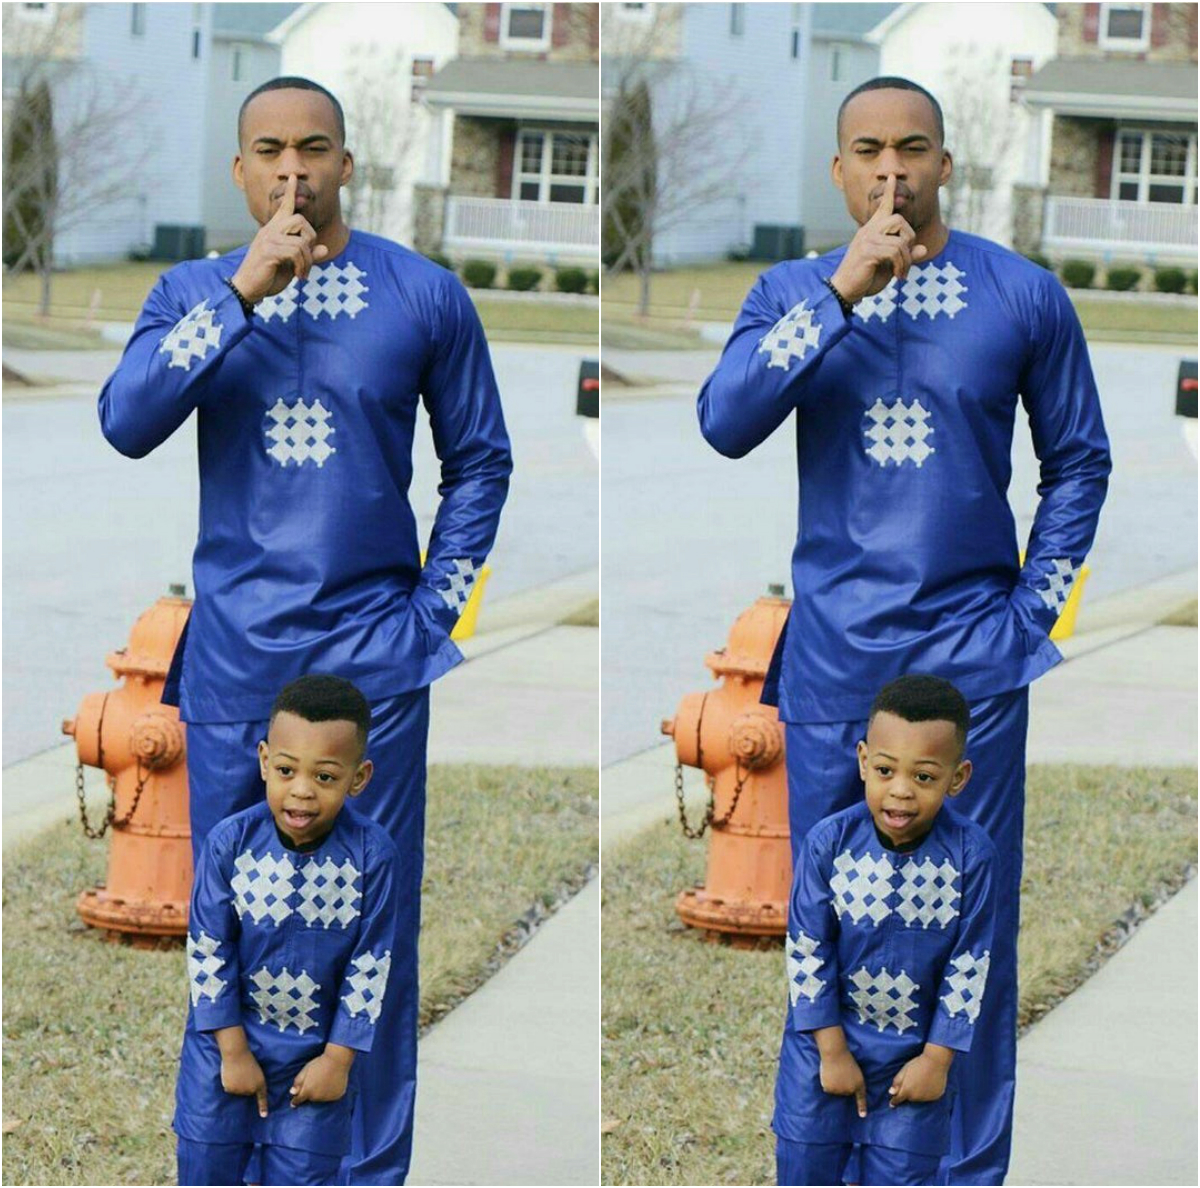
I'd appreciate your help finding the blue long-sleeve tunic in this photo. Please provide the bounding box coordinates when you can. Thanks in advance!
[698,232,1111,723]
[774,800,997,1156]
[99,232,512,723]
[175,801,399,1156]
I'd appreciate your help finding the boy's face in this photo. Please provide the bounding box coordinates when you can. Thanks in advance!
[856,711,972,847]
[258,711,372,846]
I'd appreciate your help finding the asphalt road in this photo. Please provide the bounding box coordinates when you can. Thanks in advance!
[2,342,597,764]
[601,341,1198,766]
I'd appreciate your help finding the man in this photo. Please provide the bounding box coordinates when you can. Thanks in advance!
[698,77,1110,1184]
[99,77,511,1185]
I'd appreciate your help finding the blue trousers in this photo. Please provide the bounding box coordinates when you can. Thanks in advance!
[184,688,430,1186]
[776,1136,941,1186]
[177,1136,342,1186]
[785,688,1028,1186]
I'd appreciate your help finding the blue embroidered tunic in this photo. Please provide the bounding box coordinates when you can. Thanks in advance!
[99,232,512,723]
[774,800,997,1156]
[698,232,1111,723]
[175,801,398,1156]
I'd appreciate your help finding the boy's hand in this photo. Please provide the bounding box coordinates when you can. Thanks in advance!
[813,1026,867,1117]
[889,1044,955,1107]
[290,1043,356,1107]
[219,1047,269,1118]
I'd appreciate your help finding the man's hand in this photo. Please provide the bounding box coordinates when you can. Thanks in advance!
[215,1027,269,1118]
[813,1026,868,1117]
[230,174,329,304]
[290,1043,356,1107]
[829,174,929,306]
[888,1043,954,1107]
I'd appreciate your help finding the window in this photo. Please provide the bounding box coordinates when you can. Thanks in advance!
[1010,57,1032,104]
[130,3,145,36]
[514,130,598,204]
[792,5,803,60]
[1112,129,1197,204]
[617,2,654,21]
[192,2,201,57]
[411,57,434,102]
[1099,3,1149,50]
[829,43,851,80]
[17,3,55,21]
[730,4,744,37]
[501,3,551,50]
[231,43,247,81]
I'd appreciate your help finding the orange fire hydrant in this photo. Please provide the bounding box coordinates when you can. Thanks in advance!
[663,591,792,942]
[64,589,193,944]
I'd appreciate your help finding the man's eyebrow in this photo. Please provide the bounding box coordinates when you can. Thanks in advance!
[251,134,334,147]
[850,133,933,147]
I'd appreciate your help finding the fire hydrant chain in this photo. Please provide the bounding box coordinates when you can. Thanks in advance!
[675,761,749,838]
[74,692,150,838]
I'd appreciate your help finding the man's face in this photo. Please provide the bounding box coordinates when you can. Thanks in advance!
[258,711,372,846]
[856,711,970,847]
[833,88,952,233]
[234,88,353,232]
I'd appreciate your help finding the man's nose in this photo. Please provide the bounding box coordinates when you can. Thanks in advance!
[876,149,906,178]
[276,148,308,178]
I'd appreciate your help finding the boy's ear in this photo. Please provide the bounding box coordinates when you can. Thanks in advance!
[947,758,973,797]
[855,739,868,781]
[348,758,373,797]
[257,739,269,780]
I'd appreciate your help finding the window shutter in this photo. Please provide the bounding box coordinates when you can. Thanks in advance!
[1095,126,1115,198]
[552,3,571,48]
[1150,3,1170,48]
[497,127,516,198]
[484,3,501,42]
[1083,3,1100,42]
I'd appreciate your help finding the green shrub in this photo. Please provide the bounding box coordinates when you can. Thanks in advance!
[461,259,497,289]
[1024,252,1051,270]
[555,266,588,294]
[1060,259,1096,289]
[1105,266,1141,292]
[1154,266,1187,294]
[587,270,599,295]
[1187,271,1198,295]
[424,251,452,270]
[505,266,542,291]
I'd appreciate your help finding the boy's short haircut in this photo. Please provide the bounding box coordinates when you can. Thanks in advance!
[270,674,371,754]
[869,674,971,752]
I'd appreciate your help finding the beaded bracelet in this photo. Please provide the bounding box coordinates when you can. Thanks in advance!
[224,277,256,319]
[822,276,854,318]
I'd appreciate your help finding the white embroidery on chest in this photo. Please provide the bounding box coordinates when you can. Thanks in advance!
[895,856,961,928]
[758,300,822,371]
[297,856,362,928]
[786,929,827,1006]
[831,849,894,925]
[160,300,223,370]
[265,398,337,468]
[941,949,991,1023]
[187,931,228,1005]
[249,261,370,324]
[249,965,322,1033]
[257,282,299,323]
[342,950,392,1024]
[854,261,968,323]
[1035,558,1080,613]
[863,398,936,468]
[849,965,921,1033]
[231,849,296,925]
[438,558,480,614]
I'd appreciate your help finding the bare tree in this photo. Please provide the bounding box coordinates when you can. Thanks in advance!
[602,9,755,315]
[3,6,151,315]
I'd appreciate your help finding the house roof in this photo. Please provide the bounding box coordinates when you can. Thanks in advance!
[425,58,599,119]
[1024,58,1198,119]
[213,3,300,40]
[811,4,899,40]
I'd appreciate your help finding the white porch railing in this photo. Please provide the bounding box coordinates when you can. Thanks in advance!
[444,196,598,261]
[1043,196,1198,258]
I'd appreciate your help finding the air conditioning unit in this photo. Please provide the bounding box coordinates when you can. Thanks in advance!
[152,224,206,262]
[751,224,804,262]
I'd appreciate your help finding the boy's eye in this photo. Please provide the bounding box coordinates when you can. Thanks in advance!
[275,764,292,776]
[875,765,891,776]
[916,773,933,782]
[317,773,334,783]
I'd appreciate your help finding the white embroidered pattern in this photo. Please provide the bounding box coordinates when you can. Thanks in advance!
[830,849,894,926]
[786,929,827,1006]
[895,857,961,929]
[302,261,369,320]
[187,931,228,1005]
[231,849,296,925]
[438,558,479,614]
[849,965,921,1033]
[854,261,968,323]
[159,300,223,370]
[863,398,936,468]
[758,300,822,371]
[1036,558,1080,613]
[342,950,392,1024]
[297,857,362,928]
[265,397,337,468]
[941,950,991,1024]
[250,965,322,1033]
[256,281,299,323]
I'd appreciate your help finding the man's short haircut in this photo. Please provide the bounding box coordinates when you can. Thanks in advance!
[869,674,970,752]
[837,76,945,147]
[270,674,371,754]
[238,76,346,146]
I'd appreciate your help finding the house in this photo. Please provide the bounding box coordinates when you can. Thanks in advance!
[267,3,459,250]
[1020,2,1198,263]
[419,3,600,265]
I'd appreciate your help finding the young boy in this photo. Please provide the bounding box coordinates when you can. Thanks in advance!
[773,674,998,1187]
[174,674,399,1187]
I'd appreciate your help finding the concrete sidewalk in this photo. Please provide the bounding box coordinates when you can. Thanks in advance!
[601,575,1198,1186]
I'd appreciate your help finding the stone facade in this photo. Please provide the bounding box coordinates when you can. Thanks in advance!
[412,183,446,256]
[449,116,510,198]
[458,3,598,62]
[1048,116,1108,198]
[1011,183,1047,254]
[1057,2,1198,61]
